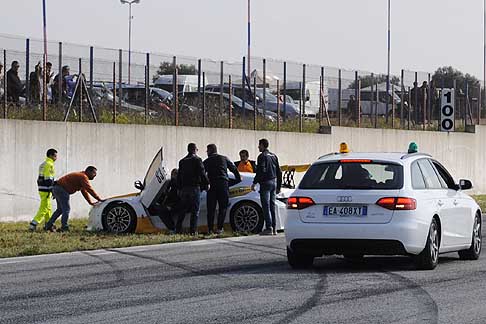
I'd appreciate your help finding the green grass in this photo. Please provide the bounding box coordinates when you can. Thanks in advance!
[0,219,240,258]
[472,195,486,211]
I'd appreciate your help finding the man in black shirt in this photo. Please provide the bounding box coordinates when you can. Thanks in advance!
[251,138,282,236]
[7,61,22,103]
[177,143,209,235]
[204,144,241,234]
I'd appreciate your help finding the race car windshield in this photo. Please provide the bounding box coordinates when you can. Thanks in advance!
[299,162,403,190]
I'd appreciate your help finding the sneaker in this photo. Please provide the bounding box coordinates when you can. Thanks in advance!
[259,228,273,236]
[190,231,199,236]
[272,228,277,236]
[29,222,37,232]
[44,225,56,232]
[59,227,70,233]
[215,229,224,235]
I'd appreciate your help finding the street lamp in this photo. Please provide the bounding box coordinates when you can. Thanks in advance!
[120,0,141,85]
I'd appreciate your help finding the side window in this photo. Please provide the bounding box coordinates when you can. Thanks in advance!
[411,162,426,189]
[431,160,457,190]
[417,159,442,189]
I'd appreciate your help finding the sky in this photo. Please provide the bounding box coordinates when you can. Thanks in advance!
[0,0,484,78]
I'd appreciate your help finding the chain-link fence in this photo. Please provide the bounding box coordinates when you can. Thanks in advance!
[0,34,483,133]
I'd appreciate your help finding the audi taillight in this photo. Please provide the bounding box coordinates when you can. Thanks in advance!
[287,197,315,210]
[376,197,416,210]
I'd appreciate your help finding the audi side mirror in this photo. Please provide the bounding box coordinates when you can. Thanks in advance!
[134,180,144,191]
[458,179,473,191]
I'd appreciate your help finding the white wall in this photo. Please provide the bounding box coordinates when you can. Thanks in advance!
[0,119,483,222]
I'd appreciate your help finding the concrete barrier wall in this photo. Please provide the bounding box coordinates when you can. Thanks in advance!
[0,119,484,222]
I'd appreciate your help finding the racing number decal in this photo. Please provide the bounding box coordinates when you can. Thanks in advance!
[155,168,163,184]
[440,89,455,132]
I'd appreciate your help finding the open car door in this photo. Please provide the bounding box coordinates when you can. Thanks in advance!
[140,148,168,209]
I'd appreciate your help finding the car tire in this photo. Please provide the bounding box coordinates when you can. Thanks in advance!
[343,253,365,263]
[414,218,439,270]
[287,247,314,269]
[102,202,137,234]
[458,214,481,260]
[230,201,264,234]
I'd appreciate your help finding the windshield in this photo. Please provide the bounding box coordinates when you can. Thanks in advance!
[300,161,403,190]
[255,89,277,102]
[152,88,172,100]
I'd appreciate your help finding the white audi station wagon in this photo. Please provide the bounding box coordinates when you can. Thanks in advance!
[285,151,482,270]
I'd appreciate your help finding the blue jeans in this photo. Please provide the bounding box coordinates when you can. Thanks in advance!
[259,179,276,230]
[178,187,201,233]
[46,185,71,229]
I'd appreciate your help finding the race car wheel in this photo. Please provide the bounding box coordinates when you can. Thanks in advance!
[102,202,137,234]
[459,214,481,260]
[287,247,314,269]
[230,201,264,234]
[413,218,439,270]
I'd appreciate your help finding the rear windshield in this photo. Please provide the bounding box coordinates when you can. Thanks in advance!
[299,162,403,190]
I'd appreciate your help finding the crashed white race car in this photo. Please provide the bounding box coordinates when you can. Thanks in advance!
[87,148,303,234]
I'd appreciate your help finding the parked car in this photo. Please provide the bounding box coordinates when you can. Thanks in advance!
[205,84,300,117]
[154,75,201,94]
[179,91,278,122]
[107,84,173,115]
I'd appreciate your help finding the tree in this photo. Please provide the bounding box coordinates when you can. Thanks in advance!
[431,66,480,97]
[153,61,197,82]
[347,74,400,89]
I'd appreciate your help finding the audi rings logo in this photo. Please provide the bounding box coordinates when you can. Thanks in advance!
[337,196,352,203]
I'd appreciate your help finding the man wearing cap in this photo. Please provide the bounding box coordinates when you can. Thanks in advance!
[45,166,104,232]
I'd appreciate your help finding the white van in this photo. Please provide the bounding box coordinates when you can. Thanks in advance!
[284,81,329,118]
[153,75,203,94]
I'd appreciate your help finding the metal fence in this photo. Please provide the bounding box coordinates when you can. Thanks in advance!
[0,34,482,133]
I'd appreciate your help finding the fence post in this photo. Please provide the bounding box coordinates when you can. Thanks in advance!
[277,79,280,131]
[25,38,30,104]
[253,76,257,131]
[374,79,378,128]
[358,76,361,128]
[118,49,123,113]
[355,71,359,127]
[478,85,481,125]
[112,62,116,123]
[319,67,324,127]
[242,57,246,119]
[427,73,431,128]
[202,72,206,127]
[173,56,179,126]
[299,82,303,132]
[197,59,202,115]
[408,86,411,130]
[228,75,232,129]
[400,69,404,128]
[338,69,342,126]
[78,58,83,122]
[145,53,150,125]
[89,46,94,89]
[58,42,63,111]
[219,61,224,119]
[3,50,6,119]
[263,58,266,119]
[302,63,306,119]
[414,72,418,126]
[392,84,395,129]
[283,61,287,120]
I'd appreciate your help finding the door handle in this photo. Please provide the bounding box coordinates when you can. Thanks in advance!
[437,201,444,207]
[453,200,459,206]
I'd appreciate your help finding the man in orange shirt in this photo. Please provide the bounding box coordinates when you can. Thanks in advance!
[234,150,257,173]
[45,166,104,232]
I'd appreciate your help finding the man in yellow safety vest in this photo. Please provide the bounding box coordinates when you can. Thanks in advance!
[29,149,58,231]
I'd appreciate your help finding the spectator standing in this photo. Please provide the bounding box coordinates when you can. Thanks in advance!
[234,149,257,173]
[7,61,22,103]
[29,62,42,104]
[177,143,209,235]
[52,65,69,103]
[45,166,104,232]
[29,148,57,231]
[149,168,181,234]
[251,139,282,236]
[0,62,4,99]
[347,95,357,122]
[204,144,241,234]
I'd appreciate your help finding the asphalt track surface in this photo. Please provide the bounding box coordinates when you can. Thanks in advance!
[1,222,485,324]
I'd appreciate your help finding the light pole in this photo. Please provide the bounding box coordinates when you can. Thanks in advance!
[120,0,140,85]
[42,0,48,119]
[483,0,485,113]
[386,0,391,122]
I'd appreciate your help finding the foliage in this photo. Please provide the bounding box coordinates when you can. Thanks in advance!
[153,61,197,82]
[431,66,480,96]
[348,74,400,90]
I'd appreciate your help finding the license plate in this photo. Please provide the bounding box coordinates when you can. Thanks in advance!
[323,206,368,217]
